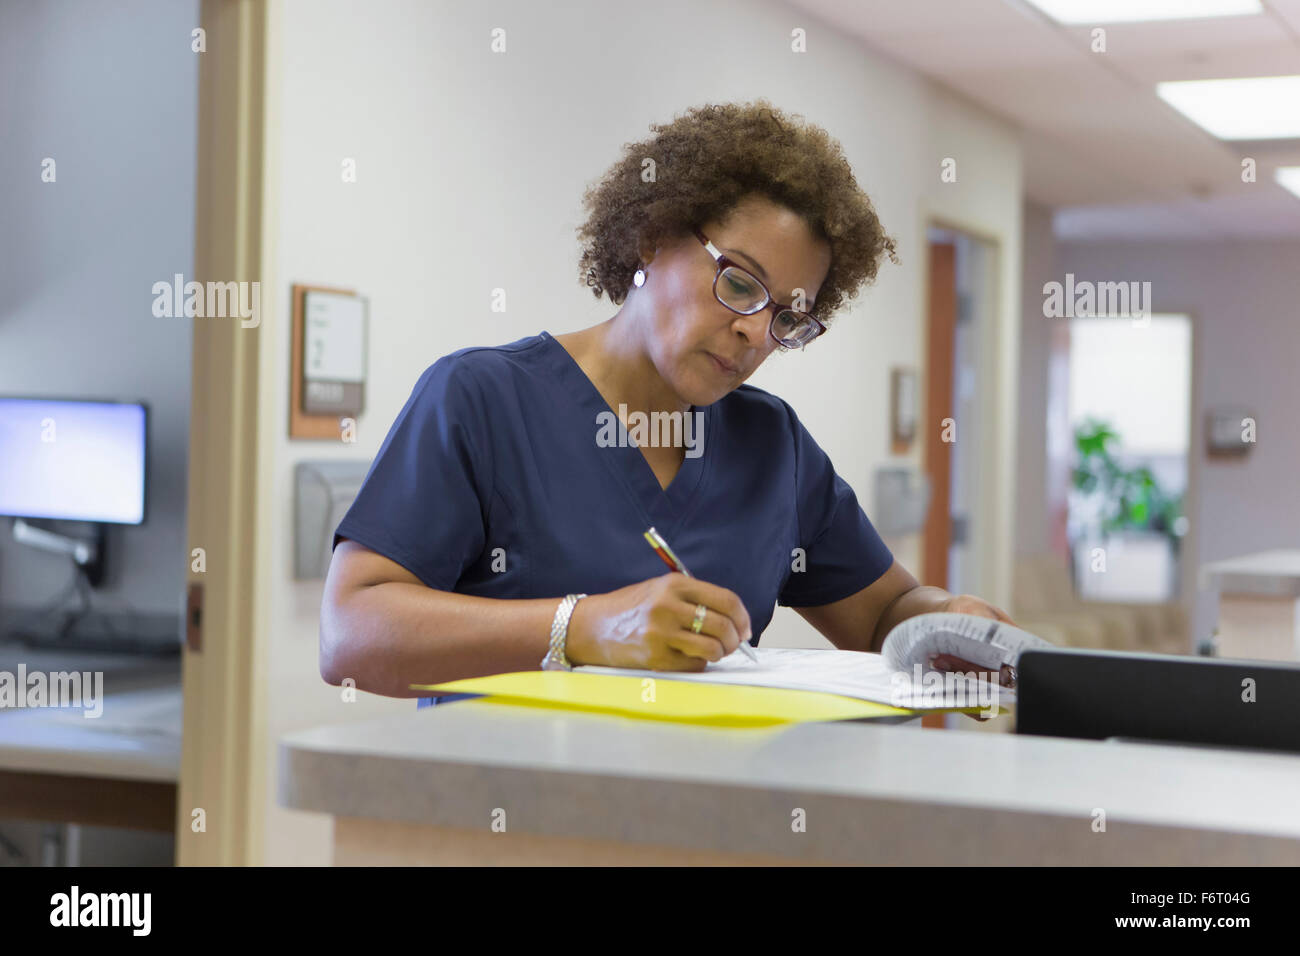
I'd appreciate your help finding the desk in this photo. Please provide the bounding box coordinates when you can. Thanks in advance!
[1201,549,1300,661]
[279,699,1300,865]
[0,647,181,834]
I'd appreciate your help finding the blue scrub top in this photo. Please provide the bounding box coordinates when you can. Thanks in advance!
[332,331,894,708]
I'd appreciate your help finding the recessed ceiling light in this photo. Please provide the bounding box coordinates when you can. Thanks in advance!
[1022,0,1261,24]
[1277,167,1300,201]
[1156,76,1300,139]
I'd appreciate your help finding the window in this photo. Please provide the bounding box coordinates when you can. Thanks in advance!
[1066,314,1191,601]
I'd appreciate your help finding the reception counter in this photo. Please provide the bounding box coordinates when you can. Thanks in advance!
[279,698,1300,865]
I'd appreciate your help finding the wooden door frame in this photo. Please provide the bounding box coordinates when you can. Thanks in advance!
[922,240,956,592]
[920,215,1010,611]
[177,0,270,866]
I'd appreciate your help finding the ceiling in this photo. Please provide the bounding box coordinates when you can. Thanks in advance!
[788,0,1300,239]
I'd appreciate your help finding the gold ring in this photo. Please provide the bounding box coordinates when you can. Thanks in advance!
[691,603,707,634]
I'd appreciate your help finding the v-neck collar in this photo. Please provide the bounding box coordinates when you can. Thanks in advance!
[540,330,709,533]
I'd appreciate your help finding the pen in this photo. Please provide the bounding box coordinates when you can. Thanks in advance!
[642,526,759,662]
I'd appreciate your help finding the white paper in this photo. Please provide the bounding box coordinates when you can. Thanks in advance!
[304,292,366,382]
[576,646,994,710]
[881,612,1053,674]
[572,612,1050,711]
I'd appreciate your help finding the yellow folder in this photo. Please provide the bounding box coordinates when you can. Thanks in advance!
[411,670,996,727]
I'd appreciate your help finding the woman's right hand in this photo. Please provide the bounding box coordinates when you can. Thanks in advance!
[565,572,753,671]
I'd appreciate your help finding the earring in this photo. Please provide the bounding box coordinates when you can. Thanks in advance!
[632,268,646,288]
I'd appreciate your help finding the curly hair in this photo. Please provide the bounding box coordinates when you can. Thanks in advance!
[576,99,899,323]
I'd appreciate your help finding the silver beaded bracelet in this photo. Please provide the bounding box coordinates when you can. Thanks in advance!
[540,593,587,671]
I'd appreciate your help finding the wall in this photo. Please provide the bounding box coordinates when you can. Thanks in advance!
[255,0,1025,863]
[0,0,197,623]
[1058,239,1300,649]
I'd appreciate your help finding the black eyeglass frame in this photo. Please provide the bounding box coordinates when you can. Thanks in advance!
[690,226,827,349]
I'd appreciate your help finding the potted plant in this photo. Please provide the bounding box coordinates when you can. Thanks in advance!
[1069,417,1185,600]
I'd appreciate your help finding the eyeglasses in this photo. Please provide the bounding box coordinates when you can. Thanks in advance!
[691,226,826,349]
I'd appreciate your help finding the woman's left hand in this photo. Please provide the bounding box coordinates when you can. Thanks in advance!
[939,593,1017,625]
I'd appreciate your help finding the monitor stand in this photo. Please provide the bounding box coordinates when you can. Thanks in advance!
[12,517,106,586]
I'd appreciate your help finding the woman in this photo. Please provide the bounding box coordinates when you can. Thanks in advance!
[320,100,1015,706]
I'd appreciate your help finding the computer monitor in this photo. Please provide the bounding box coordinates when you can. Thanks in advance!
[1016,647,1300,754]
[0,397,147,525]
